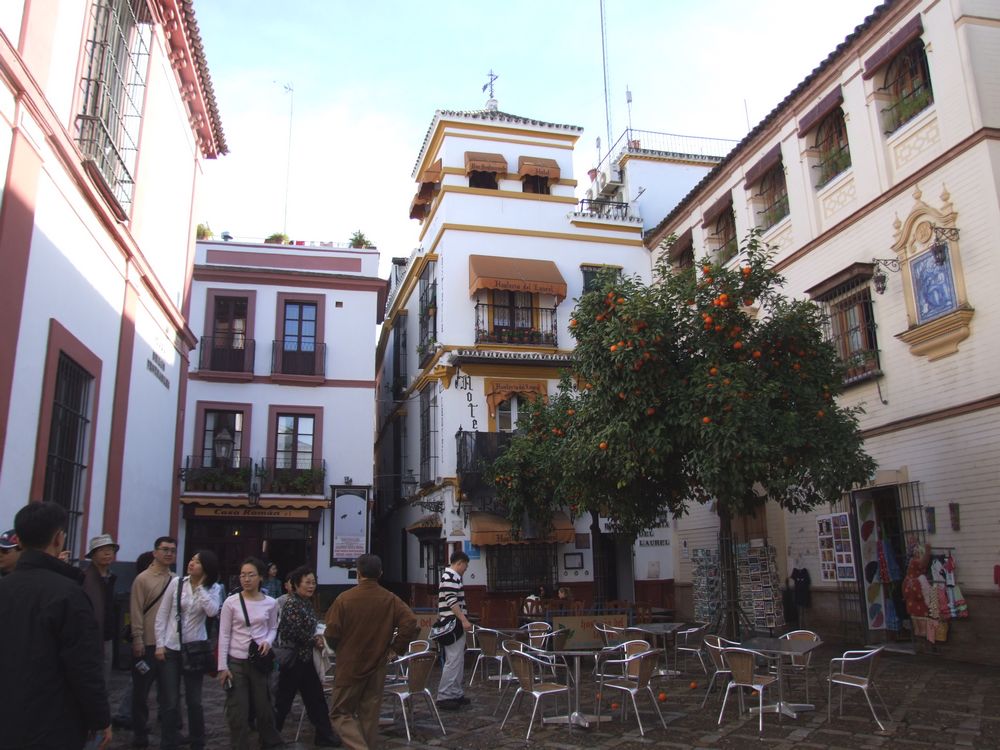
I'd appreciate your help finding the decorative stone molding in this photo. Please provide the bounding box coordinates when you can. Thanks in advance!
[896,306,974,361]
[890,185,973,360]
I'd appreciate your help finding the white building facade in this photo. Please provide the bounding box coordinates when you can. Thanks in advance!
[646,0,1000,659]
[0,0,224,561]
[374,104,721,614]
[180,239,386,596]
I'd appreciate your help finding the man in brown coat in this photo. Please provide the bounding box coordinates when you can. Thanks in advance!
[324,554,417,749]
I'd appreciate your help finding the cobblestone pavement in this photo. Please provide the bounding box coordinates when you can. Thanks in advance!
[104,644,1000,749]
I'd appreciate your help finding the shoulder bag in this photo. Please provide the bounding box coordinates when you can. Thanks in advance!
[429,614,461,646]
[177,577,214,675]
[240,593,276,675]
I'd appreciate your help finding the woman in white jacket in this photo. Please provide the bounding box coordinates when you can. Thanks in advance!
[154,549,222,750]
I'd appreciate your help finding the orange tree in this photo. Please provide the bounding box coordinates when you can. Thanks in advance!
[489,231,875,630]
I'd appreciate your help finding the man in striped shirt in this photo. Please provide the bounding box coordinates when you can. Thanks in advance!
[435,550,472,709]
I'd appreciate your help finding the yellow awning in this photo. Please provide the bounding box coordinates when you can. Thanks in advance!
[469,511,574,546]
[517,155,561,181]
[464,151,508,175]
[179,496,329,509]
[468,254,567,301]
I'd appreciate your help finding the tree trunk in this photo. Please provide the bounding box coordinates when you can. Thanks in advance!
[589,510,608,607]
[715,502,745,639]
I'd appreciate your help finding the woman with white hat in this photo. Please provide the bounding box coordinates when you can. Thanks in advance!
[82,533,119,690]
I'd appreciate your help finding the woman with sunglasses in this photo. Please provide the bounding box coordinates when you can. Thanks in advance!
[217,557,283,749]
[154,550,222,750]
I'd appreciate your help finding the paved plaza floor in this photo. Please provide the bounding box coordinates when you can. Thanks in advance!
[104,643,1000,749]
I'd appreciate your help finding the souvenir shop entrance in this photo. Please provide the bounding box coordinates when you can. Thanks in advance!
[839,482,926,644]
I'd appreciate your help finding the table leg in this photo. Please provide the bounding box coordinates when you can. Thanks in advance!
[543,656,612,729]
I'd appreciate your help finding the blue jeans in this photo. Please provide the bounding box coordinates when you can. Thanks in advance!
[160,649,205,750]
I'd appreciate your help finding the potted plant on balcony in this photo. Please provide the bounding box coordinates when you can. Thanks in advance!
[264,232,289,245]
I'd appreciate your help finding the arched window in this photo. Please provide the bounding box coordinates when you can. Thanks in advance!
[713,208,737,265]
[813,108,851,188]
[753,163,789,231]
[881,38,933,133]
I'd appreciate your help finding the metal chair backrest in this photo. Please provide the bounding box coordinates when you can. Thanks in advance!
[679,622,708,648]
[623,638,651,677]
[839,647,882,681]
[508,650,545,689]
[502,638,525,655]
[704,634,730,672]
[780,629,819,667]
[407,639,431,655]
[633,649,660,688]
[524,621,552,649]
[550,628,570,651]
[594,621,623,647]
[404,651,437,692]
[476,627,501,658]
[722,647,766,685]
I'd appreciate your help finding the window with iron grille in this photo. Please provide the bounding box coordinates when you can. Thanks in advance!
[418,262,437,359]
[486,543,557,593]
[880,38,934,134]
[817,278,881,384]
[76,0,152,212]
[43,354,94,556]
[812,108,852,188]
[419,386,438,485]
[752,163,789,231]
[711,208,738,265]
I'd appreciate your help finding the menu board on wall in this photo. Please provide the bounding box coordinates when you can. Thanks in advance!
[816,512,856,582]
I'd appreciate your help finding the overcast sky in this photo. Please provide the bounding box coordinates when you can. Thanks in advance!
[194,1,882,276]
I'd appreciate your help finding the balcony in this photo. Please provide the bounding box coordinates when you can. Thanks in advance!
[456,430,513,515]
[474,304,557,346]
[259,458,326,495]
[576,198,632,221]
[271,341,326,379]
[179,456,252,493]
[198,336,255,375]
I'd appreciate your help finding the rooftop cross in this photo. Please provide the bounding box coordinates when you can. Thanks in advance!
[481,69,498,100]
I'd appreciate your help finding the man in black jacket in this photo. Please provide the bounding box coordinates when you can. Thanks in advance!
[0,502,112,750]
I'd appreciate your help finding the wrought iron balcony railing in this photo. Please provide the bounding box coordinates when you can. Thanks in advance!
[198,336,255,374]
[271,341,326,377]
[577,198,631,221]
[474,304,557,346]
[259,457,326,495]
[456,430,513,515]
[179,456,253,493]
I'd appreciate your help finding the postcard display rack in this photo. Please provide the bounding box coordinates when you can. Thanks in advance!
[691,548,722,624]
[736,543,785,631]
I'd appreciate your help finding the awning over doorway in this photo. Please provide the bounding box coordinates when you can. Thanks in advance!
[469,511,574,546]
[464,151,508,175]
[179,496,329,510]
[468,255,567,301]
[405,513,443,536]
[517,155,561,181]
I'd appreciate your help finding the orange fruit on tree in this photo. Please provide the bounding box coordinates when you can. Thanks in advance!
[646,407,656,416]
[569,318,577,327]
[599,441,608,450]
[566,408,575,416]
[702,416,712,424]
[709,366,718,376]
[732,341,743,350]
[752,350,762,359]
[610,344,617,352]
[702,264,712,275]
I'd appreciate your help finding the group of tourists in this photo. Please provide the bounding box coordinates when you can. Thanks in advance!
[0,501,448,750]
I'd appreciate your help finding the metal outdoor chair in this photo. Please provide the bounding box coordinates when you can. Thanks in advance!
[386,639,432,685]
[594,648,668,736]
[718,647,782,734]
[779,629,820,702]
[499,649,569,741]
[701,634,739,707]
[675,623,709,674]
[594,638,649,682]
[468,627,511,690]
[383,651,446,742]
[828,647,891,731]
